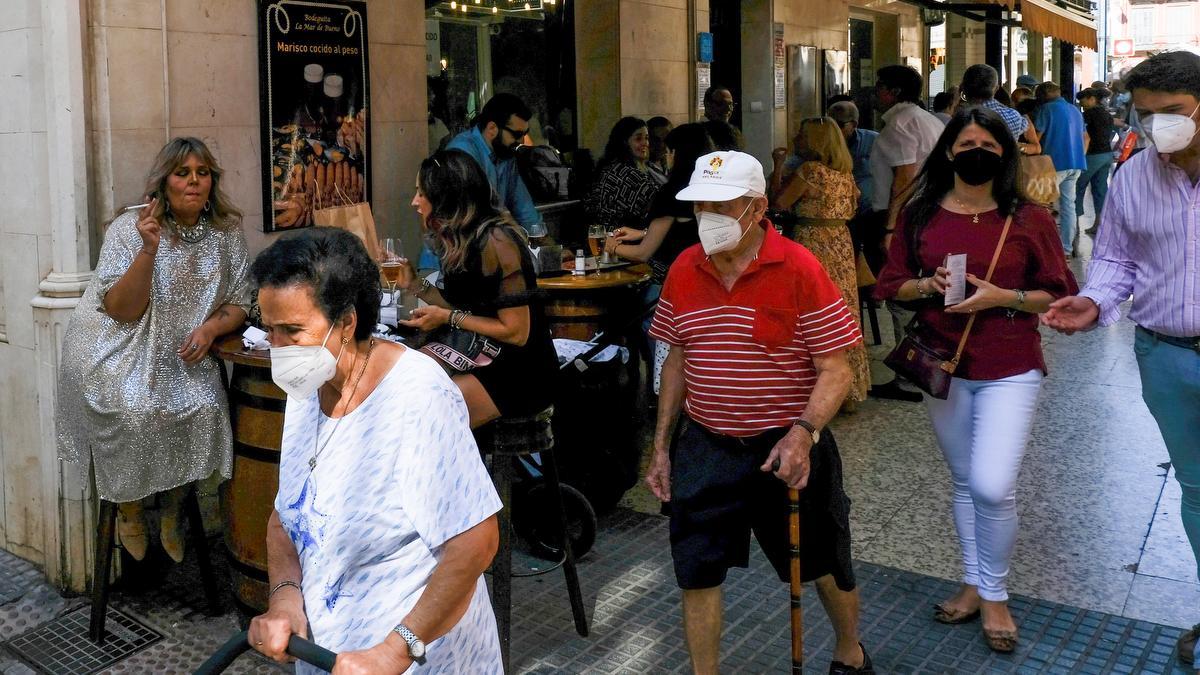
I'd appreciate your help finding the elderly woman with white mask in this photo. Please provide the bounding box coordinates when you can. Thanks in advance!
[247,227,503,674]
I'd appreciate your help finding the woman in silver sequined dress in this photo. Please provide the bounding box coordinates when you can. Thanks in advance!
[57,137,252,562]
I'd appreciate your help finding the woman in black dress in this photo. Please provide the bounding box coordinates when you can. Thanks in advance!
[397,150,557,427]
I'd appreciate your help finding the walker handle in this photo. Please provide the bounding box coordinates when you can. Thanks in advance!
[193,630,338,674]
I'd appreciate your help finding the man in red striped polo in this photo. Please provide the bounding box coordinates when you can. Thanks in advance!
[647,151,873,674]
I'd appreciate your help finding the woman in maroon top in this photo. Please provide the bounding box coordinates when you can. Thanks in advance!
[876,106,1077,653]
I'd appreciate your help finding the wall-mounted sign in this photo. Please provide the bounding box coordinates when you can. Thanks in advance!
[773,23,786,109]
[697,32,714,64]
[258,0,371,232]
[697,62,712,110]
[1112,38,1134,56]
[426,19,441,77]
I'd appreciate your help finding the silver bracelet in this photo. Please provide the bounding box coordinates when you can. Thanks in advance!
[451,309,471,330]
[268,580,301,598]
[916,277,934,298]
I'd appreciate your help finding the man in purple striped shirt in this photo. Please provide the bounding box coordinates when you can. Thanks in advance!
[1043,51,1200,667]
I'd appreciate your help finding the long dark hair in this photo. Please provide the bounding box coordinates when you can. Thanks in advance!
[599,116,647,168]
[661,123,715,198]
[417,150,521,272]
[902,105,1019,229]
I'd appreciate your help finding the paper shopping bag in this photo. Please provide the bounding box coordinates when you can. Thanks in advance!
[313,196,380,262]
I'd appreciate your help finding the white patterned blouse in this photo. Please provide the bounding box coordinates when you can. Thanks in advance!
[276,348,504,674]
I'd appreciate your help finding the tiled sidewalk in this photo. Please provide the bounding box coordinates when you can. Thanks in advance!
[0,511,1192,674]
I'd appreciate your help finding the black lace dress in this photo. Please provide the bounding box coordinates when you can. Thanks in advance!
[439,222,558,416]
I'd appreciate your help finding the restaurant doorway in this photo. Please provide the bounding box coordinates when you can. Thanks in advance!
[709,0,743,128]
[849,16,878,130]
[426,2,577,152]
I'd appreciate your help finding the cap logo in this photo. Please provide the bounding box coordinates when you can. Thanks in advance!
[709,156,724,170]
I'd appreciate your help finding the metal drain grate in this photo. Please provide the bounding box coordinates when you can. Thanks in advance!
[4,606,162,675]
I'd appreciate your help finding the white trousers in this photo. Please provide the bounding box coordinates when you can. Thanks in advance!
[924,369,1043,601]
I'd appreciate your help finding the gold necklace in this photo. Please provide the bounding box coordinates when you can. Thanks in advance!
[951,195,993,224]
[310,339,375,471]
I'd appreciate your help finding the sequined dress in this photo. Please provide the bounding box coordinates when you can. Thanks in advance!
[57,211,252,503]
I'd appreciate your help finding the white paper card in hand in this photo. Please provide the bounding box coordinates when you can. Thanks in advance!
[944,254,968,306]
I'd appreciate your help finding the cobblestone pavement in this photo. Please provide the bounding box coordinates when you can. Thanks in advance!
[0,511,1192,674]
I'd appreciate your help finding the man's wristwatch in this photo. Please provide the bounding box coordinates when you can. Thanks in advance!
[793,419,820,444]
[392,623,427,665]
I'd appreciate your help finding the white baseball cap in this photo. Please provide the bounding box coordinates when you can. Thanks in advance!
[675,151,767,202]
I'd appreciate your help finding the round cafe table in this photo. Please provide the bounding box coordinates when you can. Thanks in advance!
[212,334,280,615]
[537,264,652,341]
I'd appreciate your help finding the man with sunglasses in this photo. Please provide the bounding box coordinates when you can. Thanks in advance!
[446,92,544,236]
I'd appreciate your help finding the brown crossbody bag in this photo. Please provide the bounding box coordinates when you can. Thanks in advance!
[883,214,1012,400]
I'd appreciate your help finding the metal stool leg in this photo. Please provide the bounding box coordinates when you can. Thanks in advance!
[540,447,589,637]
[861,295,882,345]
[489,453,514,674]
[89,500,118,645]
[184,487,222,616]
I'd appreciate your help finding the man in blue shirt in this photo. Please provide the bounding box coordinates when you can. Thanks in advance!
[417,94,545,271]
[447,93,544,233]
[1034,82,1087,255]
[827,101,878,214]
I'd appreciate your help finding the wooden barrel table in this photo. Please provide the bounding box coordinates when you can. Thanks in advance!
[538,265,651,341]
[213,335,282,615]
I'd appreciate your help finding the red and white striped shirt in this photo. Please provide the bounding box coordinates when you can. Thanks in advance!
[649,222,862,437]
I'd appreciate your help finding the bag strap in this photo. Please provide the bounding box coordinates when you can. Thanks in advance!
[944,213,1013,371]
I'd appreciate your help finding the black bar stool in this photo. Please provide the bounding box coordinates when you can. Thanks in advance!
[480,406,588,673]
[89,485,221,644]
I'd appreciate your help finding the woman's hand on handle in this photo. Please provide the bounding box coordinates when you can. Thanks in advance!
[332,640,411,675]
[248,588,308,664]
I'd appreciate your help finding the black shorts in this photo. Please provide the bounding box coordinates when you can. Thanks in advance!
[669,419,856,592]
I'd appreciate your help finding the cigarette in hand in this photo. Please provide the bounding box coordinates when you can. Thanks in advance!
[124,203,152,212]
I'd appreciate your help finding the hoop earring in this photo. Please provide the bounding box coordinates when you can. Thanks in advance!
[203,200,212,213]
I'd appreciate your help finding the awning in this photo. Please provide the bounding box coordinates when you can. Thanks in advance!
[1017,0,1097,51]
[979,0,1097,50]
[915,0,1097,51]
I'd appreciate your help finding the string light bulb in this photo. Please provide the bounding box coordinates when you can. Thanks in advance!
[492,4,498,11]
[524,1,531,8]
[449,0,456,7]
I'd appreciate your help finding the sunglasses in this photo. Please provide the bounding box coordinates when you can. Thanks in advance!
[503,125,529,140]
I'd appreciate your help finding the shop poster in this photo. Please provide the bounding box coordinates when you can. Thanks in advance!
[258,0,370,232]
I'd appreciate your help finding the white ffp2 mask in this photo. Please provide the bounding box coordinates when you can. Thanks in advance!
[696,201,754,255]
[270,325,343,400]
[1143,102,1200,154]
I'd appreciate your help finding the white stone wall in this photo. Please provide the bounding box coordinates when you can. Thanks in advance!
[0,0,427,590]
[0,0,55,565]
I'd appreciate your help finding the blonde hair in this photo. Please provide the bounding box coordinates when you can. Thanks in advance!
[800,117,853,175]
[133,137,242,231]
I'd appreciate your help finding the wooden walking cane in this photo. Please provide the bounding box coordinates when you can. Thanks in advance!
[788,487,803,674]
[774,454,804,674]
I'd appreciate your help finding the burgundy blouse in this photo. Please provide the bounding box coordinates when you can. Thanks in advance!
[874,204,1079,380]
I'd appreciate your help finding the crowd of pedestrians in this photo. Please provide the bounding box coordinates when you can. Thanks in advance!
[52,49,1200,673]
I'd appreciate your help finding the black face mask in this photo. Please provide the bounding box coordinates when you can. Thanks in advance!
[952,147,1004,186]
